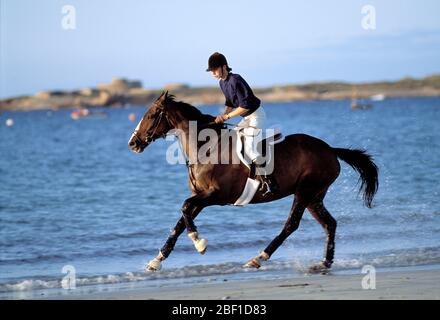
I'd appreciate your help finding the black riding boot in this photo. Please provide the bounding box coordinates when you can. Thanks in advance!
[253,160,280,196]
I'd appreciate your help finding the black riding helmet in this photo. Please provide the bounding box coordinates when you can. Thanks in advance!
[206,52,232,72]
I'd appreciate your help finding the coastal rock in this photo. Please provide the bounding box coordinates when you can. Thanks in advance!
[1,75,439,111]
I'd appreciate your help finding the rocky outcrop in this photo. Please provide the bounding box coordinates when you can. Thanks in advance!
[1,75,439,111]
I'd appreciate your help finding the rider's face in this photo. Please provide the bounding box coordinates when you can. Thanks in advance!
[211,66,228,80]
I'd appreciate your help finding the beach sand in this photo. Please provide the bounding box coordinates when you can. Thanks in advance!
[54,268,440,300]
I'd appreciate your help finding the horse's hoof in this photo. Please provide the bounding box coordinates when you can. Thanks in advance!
[244,258,261,269]
[195,238,208,254]
[308,262,330,274]
[146,258,162,271]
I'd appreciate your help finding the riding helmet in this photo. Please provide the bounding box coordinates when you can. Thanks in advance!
[206,52,231,72]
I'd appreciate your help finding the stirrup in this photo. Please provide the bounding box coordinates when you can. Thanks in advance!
[260,181,273,197]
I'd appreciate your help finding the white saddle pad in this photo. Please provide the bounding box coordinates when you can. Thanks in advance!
[234,178,260,206]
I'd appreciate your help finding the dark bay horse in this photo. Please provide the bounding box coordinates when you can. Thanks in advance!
[128,91,379,272]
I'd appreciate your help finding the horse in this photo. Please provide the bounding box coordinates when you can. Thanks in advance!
[128,91,379,273]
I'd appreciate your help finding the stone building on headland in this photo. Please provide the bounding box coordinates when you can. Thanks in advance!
[97,78,143,94]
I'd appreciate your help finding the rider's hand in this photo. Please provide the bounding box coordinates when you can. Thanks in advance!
[215,114,228,123]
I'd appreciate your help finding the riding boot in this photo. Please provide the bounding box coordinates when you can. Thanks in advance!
[253,160,280,196]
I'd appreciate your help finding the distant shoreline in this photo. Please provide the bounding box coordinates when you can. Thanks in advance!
[1,74,439,111]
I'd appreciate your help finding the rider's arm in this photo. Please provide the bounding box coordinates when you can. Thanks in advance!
[224,106,233,115]
[226,106,247,119]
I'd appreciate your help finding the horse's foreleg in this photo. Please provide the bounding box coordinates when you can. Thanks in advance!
[146,206,202,271]
[245,198,305,268]
[148,192,215,271]
[307,200,337,273]
[181,192,216,254]
[181,199,198,233]
[183,198,208,254]
[161,206,203,257]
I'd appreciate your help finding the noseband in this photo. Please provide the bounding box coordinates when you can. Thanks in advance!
[132,110,168,148]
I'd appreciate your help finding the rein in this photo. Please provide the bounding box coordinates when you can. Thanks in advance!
[201,121,259,130]
[133,111,258,150]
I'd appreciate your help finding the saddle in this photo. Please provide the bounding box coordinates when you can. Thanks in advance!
[235,125,284,169]
[233,126,284,206]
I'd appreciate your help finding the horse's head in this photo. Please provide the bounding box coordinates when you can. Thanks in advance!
[128,91,173,153]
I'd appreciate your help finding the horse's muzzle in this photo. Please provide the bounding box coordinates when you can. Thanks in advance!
[128,136,148,153]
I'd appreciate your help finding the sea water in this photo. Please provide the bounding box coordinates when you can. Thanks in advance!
[0,97,439,298]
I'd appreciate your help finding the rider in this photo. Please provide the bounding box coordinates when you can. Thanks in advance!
[207,52,279,196]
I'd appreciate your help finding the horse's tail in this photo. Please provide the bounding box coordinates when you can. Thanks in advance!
[333,148,379,208]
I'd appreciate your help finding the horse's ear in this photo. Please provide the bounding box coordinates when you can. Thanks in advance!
[157,91,165,101]
[157,91,168,103]
[162,91,170,110]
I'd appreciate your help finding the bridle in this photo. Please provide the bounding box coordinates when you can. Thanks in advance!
[132,109,168,148]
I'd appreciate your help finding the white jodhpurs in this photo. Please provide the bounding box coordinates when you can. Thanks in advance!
[235,106,266,162]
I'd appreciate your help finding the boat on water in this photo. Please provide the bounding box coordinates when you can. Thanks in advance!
[70,108,108,120]
[370,94,386,101]
[351,99,373,110]
[351,87,373,110]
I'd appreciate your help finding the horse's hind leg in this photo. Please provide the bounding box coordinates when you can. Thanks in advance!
[146,206,203,271]
[307,199,337,273]
[245,198,306,268]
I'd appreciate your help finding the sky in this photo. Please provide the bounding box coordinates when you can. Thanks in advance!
[1,0,440,98]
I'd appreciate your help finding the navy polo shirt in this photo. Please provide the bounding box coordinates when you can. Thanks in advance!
[219,73,261,117]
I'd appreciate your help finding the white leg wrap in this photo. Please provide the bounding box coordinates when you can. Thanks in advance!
[194,238,208,253]
[188,232,208,254]
[244,252,269,268]
[244,256,261,268]
[146,251,164,271]
[146,257,162,271]
[259,251,269,261]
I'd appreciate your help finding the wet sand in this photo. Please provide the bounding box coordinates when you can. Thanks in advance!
[55,268,440,300]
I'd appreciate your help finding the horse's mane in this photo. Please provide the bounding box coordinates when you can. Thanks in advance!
[165,94,226,131]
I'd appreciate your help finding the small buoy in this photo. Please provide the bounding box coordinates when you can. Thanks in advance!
[6,118,14,127]
[70,111,80,120]
[128,113,136,121]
